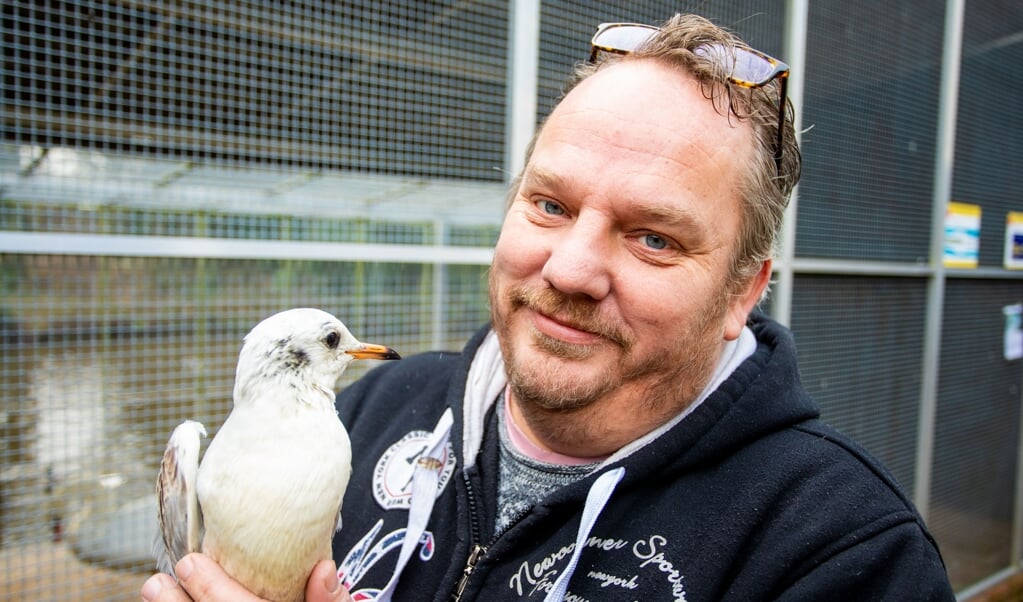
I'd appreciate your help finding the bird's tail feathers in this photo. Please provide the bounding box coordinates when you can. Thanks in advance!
[154,420,208,577]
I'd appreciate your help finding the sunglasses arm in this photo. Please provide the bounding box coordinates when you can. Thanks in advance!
[774,76,789,175]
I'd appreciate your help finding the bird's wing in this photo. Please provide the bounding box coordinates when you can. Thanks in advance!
[154,420,207,576]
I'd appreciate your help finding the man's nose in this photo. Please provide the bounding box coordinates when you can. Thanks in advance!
[540,217,612,300]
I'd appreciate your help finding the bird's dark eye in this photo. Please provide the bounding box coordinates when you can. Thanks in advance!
[324,331,341,349]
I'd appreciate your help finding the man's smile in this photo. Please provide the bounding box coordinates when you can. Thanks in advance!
[531,309,606,346]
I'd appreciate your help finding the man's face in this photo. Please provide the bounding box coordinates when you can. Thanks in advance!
[489,60,768,426]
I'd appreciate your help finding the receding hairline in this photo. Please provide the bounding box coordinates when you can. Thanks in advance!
[521,60,756,200]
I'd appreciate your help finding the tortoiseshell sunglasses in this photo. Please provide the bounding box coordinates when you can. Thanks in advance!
[589,22,790,175]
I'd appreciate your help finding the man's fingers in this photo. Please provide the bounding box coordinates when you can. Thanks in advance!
[142,554,351,602]
[176,554,267,601]
[306,559,353,602]
[141,573,192,602]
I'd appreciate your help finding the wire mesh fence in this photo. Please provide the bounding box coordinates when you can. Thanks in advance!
[1,1,1022,599]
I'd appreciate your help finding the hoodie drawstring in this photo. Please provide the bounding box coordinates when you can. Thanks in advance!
[375,408,454,602]
[543,467,626,602]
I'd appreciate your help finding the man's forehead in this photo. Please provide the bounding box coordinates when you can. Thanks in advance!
[558,59,706,115]
[545,60,751,158]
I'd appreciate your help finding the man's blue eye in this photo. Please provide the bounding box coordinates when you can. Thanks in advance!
[643,234,668,250]
[539,200,564,215]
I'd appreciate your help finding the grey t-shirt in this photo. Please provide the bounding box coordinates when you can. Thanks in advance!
[494,395,599,533]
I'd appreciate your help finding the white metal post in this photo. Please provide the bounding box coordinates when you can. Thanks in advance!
[915,0,965,522]
[432,218,447,351]
[504,0,541,184]
[772,0,808,326]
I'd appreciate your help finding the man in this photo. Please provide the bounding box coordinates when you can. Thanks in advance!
[143,14,954,601]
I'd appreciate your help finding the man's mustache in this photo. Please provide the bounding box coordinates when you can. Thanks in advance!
[509,286,632,350]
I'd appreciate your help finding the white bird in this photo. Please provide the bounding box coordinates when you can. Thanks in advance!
[154,307,400,602]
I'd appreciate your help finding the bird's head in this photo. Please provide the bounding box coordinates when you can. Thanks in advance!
[234,308,400,406]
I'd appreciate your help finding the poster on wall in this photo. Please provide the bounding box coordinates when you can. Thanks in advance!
[1003,212,1023,269]
[1004,304,1023,361]
[943,201,981,268]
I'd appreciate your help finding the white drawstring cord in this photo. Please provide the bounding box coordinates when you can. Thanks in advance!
[374,408,454,602]
[543,467,626,602]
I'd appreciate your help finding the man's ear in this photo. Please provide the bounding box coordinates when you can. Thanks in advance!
[724,259,771,341]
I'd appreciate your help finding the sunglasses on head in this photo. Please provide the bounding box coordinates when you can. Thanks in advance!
[589,22,790,176]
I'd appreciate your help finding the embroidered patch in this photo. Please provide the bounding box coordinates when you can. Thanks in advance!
[373,429,456,510]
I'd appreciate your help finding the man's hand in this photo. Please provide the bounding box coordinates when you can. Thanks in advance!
[141,554,353,602]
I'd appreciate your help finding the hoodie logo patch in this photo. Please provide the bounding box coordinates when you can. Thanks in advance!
[373,429,456,510]
[338,519,436,598]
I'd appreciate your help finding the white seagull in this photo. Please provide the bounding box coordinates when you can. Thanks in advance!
[154,307,400,602]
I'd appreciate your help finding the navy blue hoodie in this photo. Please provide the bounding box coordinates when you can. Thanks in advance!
[332,314,954,601]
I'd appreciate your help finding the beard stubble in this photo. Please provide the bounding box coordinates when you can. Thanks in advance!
[492,282,730,423]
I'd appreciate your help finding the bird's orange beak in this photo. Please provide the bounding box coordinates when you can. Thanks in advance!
[346,343,401,361]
